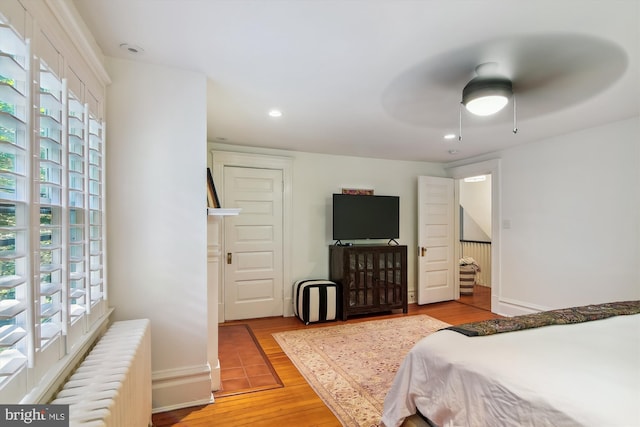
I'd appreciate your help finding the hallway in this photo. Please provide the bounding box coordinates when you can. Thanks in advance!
[458,284,491,311]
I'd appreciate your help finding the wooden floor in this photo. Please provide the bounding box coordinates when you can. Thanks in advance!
[458,284,492,311]
[152,300,500,427]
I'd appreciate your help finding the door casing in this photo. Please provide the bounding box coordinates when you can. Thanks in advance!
[446,158,501,313]
[211,151,293,322]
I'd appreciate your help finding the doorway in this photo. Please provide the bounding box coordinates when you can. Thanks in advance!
[223,166,284,320]
[459,174,492,311]
[211,151,293,322]
[447,159,501,313]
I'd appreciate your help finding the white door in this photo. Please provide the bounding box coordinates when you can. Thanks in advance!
[417,176,456,304]
[224,166,284,320]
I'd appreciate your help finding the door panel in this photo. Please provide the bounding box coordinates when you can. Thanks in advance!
[425,270,448,289]
[224,166,283,320]
[235,279,276,300]
[418,176,455,304]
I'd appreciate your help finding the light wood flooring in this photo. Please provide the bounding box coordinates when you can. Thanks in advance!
[458,284,492,311]
[152,300,500,427]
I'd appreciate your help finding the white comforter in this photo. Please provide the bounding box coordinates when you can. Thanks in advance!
[381,314,640,427]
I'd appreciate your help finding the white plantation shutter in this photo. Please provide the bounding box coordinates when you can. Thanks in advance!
[66,91,87,339]
[0,6,108,401]
[37,59,64,352]
[0,19,29,387]
[86,109,105,320]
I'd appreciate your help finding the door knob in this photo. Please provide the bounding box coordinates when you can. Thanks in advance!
[227,253,232,264]
[421,247,427,257]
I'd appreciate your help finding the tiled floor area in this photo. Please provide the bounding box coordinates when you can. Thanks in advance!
[214,324,283,398]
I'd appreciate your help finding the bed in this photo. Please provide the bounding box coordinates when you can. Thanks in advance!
[381,301,640,427]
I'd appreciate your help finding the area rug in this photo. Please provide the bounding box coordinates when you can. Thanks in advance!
[272,315,449,427]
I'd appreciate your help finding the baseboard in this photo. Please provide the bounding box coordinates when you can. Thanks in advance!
[210,359,221,391]
[151,364,213,413]
[494,296,550,317]
[407,291,416,304]
[152,397,213,414]
[284,296,293,317]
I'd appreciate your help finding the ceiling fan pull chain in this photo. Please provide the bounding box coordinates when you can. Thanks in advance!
[459,102,463,141]
[513,94,518,134]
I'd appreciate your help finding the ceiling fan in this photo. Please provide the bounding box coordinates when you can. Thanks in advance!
[381,33,628,139]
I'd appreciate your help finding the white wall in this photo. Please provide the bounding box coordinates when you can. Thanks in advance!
[215,117,639,316]
[106,57,212,411]
[495,117,640,312]
[291,151,447,295]
[209,143,447,301]
[460,176,492,241]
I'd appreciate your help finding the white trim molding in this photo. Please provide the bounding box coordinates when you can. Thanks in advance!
[207,214,223,390]
[446,159,503,315]
[152,364,213,413]
[44,0,111,86]
[495,297,551,317]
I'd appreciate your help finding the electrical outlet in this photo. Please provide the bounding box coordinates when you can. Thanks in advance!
[408,291,416,304]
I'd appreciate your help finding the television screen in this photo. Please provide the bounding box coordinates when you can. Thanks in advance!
[332,194,399,241]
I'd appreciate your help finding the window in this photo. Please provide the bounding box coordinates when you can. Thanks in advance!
[0,18,29,388]
[0,12,107,401]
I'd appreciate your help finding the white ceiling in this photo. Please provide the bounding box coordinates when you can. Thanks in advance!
[72,0,639,162]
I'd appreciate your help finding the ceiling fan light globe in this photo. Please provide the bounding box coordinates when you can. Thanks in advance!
[465,95,509,116]
[461,76,513,116]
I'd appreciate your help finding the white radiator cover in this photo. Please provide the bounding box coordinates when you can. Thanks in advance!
[51,319,152,427]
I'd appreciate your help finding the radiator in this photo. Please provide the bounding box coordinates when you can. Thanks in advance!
[51,319,152,427]
[460,241,491,287]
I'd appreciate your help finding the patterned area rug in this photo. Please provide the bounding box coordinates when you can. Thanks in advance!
[272,315,449,427]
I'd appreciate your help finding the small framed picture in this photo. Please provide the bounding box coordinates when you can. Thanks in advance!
[341,188,374,195]
[207,168,221,208]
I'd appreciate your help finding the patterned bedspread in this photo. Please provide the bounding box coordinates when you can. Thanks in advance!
[445,300,640,336]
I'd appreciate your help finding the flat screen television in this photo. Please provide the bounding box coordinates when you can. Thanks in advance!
[332,193,399,241]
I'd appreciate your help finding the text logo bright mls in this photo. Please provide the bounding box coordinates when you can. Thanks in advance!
[1,405,68,426]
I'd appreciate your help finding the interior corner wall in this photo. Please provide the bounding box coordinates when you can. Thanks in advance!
[497,117,640,312]
[459,176,492,240]
[105,57,211,411]
[208,143,447,303]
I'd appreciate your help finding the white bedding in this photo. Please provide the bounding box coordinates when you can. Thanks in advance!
[381,314,640,427]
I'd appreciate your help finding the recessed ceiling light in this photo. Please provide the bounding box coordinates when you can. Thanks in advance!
[268,109,283,118]
[444,134,456,140]
[119,43,144,55]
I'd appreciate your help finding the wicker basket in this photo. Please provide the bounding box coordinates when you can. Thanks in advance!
[459,265,477,295]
